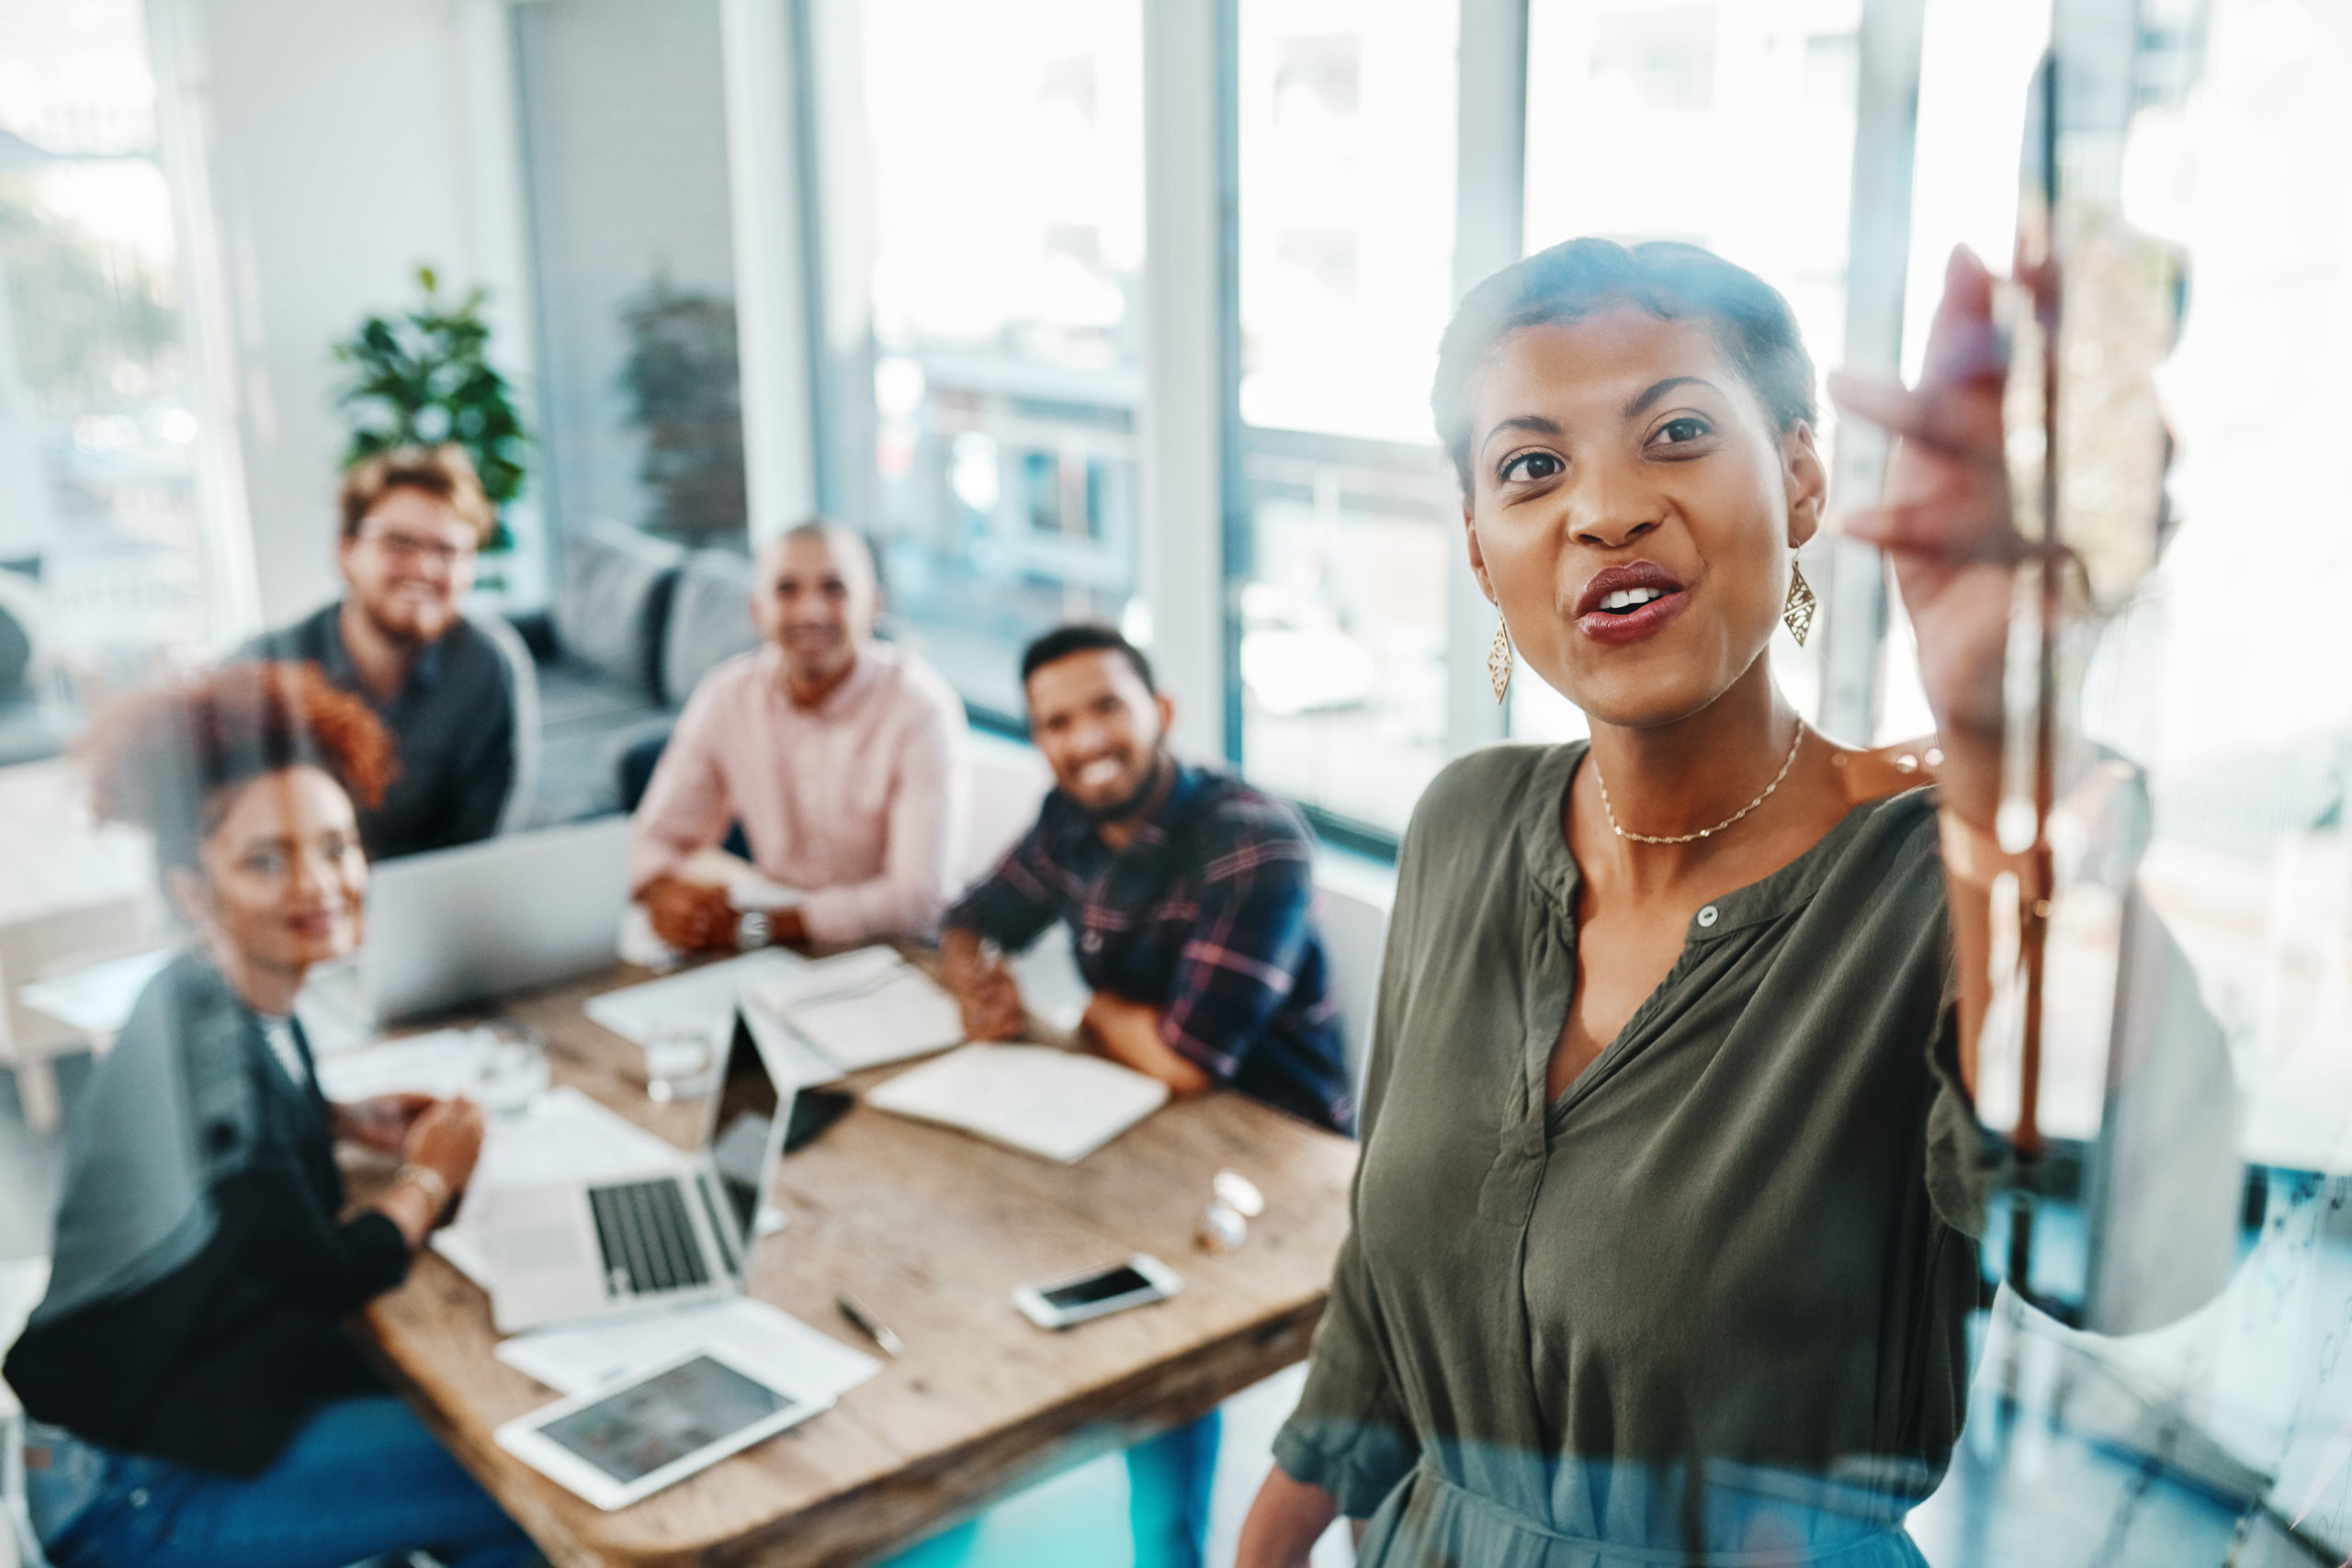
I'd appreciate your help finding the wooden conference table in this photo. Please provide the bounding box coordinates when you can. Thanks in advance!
[357,959,1358,1567]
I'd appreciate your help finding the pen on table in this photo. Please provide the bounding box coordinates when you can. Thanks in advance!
[837,1292,905,1357]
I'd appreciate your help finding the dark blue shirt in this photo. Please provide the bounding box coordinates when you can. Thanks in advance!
[946,763,1353,1133]
[242,601,514,861]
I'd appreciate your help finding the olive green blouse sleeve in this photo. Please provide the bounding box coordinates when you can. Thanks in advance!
[1271,1221,1423,1516]
[1270,807,1433,1517]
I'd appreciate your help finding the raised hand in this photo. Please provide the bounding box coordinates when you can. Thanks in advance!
[1827,244,2026,829]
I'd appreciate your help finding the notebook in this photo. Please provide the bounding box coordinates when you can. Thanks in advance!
[864,1043,1169,1163]
[742,947,966,1073]
[583,950,808,1049]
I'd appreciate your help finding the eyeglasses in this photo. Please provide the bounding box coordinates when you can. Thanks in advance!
[357,524,475,568]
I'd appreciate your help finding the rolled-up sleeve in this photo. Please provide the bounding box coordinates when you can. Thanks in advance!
[1272,1222,1421,1517]
[799,687,968,945]
[944,812,1068,953]
[1272,867,1421,1517]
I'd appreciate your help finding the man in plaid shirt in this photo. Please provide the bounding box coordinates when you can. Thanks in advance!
[940,623,1351,1568]
[941,625,1353,1134]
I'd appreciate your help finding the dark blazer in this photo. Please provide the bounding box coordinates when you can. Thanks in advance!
[4,953,410,1475]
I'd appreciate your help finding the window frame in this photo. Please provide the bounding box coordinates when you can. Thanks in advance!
[780,0,1930,860]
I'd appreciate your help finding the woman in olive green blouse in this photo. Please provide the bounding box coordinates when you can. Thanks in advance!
[1237,240,2035,1566]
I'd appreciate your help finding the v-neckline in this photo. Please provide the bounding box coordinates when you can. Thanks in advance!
[1519,742,1892,1122]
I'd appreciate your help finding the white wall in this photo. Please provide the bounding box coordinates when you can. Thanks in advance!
[174,0,533,628]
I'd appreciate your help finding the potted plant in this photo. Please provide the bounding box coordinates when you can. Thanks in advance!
[333,265,530,583]
[619,275,748,546]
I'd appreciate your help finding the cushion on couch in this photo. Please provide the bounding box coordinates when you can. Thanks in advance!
[0,569,39,697]
[660,548,762,707]
[553,524,684,699]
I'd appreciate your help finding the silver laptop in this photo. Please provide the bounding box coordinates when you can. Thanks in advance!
[320,817,633,1026]
[480,1010,791,1334]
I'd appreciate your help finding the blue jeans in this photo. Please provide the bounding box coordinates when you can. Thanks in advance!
[28,1396,536,1568]
[1126,1411,1220,1568]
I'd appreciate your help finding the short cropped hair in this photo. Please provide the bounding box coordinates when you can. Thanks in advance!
[81,661,396,874]
[1019,623,1157,696]
[338,444,497,547]
[1432,238,1818,495]
[773,516,882,588]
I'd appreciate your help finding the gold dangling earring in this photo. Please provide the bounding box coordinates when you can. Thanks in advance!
[1487,618,1514,704]
[1782,561,1817,648]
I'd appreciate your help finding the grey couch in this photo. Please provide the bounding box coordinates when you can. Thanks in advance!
[509,524,763,828]
[0,570,67,767]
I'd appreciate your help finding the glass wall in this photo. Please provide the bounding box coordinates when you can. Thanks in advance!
[1512,0,1865,744]
[514,0,746,552]
[1233,0,1460,832]
[846,0,1146,723]
[0,0,223,694]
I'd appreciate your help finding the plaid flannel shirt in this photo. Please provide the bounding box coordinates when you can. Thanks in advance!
[945,764,1354,1133]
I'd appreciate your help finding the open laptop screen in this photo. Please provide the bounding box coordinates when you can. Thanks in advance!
[707,1010,786,1251]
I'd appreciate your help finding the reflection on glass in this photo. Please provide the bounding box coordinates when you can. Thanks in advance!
[854,0,1144,721]
[1883,6,2352,1559]
[0,0,217,679]
[514,0,743,553]
[1236,0,1458,832]
[1520,0,1858,739]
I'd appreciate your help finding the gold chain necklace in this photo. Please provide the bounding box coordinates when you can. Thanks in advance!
[1594,724,1806,845]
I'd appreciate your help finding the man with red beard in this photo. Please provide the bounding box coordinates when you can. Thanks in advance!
[242,445,528,860]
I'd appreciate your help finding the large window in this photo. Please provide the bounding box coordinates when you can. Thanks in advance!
[1512,0,1864,744]
[846,0,1147,722]
[1233,0,1461,832]
[514,0,746,553]
[0,0,230,682]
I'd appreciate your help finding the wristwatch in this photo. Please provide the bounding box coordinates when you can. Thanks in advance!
[394,1163,451,1217]
[736,909,772,951]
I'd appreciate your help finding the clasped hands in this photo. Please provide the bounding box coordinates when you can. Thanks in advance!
[641,874,808,953]
[334,1090,486,1248]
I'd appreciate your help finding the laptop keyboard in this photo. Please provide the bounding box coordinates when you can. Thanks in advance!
[587,1178,711,1297]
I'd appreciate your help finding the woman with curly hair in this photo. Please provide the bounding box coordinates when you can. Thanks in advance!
[5,661,532,1568]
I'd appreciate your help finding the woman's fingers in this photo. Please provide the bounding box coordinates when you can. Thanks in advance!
[1826,370,2003,461]
[1842,499,2023,562]
[1920,245,2004,387]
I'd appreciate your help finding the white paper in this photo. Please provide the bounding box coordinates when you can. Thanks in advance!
[1006,924,1090,1037]
[496,1296,881,1399]
[614,904,674,970]
[727,870,807,912]
[17,947,173,1036]
[313,1028,490,1102]
[583,949,808,1049]
[864,1043,1168,1163]
[743,947,965,1073]
[431,1087,688,1288]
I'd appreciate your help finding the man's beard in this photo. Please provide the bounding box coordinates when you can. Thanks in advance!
[1077,749,1172,825]
[363,593,452,648]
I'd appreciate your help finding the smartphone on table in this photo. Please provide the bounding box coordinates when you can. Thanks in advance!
[1012,1253,1181,1330]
